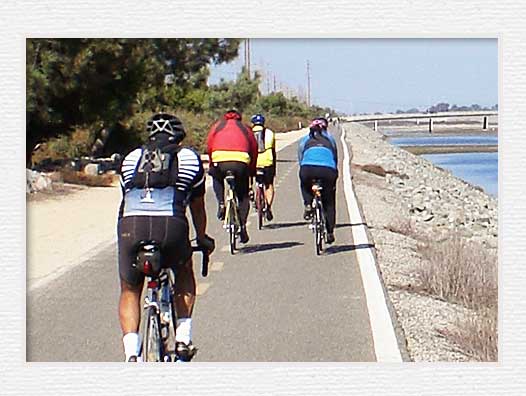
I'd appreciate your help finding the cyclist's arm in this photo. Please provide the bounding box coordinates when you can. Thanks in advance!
[189,194,207,242]
[271,131,277,167]
[297,137,306,163]
[206,124,217,167]
[246,124,258,175]
[327,133,338,164]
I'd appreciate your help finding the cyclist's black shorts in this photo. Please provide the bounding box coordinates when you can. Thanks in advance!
[117,215,192,286]
[210,161,250,198]
[256,165,276,187]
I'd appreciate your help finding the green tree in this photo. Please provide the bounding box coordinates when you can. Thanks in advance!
[26,38,240,164]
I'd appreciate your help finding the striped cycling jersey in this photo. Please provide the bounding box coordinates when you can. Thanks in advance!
[119,146,205,217]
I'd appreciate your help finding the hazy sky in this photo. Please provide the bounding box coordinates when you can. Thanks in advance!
[208,39,498,115]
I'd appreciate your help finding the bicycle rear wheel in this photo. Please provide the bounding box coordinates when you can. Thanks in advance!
[256,186,264,230]
[315,202,323,255]
[142,305,163,362]
[229,204,237,255]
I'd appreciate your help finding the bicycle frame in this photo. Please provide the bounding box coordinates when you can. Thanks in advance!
[255,170,267,230]
[224,173,240,254]
[310,182,327,255]
[135,242,209,362]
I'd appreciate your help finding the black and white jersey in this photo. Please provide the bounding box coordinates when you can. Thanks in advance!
[119,146,205,217]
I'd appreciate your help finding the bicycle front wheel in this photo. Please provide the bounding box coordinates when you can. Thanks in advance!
[142,306,163,362]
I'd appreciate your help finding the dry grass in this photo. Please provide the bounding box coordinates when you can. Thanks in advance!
[59,170,116,187]
[416,235,498,360]
[440,307,498,361]
[386,217,415,236]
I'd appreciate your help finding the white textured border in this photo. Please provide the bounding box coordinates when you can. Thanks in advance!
[3,0,523,394]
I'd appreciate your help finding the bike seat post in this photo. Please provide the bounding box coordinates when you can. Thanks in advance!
[225,171,236,189]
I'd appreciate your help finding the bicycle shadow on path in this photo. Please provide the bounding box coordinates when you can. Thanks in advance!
[324,243,375,255]
[264,221,308,230]
[239,241,304,254]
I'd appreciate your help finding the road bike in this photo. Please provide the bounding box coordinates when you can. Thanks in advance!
[134,241,209,362]
[224,171,240,255]
[254,169,268,230]
[309,180,327,255]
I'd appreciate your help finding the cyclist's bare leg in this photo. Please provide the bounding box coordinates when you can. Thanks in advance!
[174,257,196,318]
[119,280,143,334]
[266,183,275,207]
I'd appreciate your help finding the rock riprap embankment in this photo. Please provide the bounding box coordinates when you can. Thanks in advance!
[345,122,497,361]
[352,124,497,249]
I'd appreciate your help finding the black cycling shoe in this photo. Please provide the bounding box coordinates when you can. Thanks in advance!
[326,233,335,244]
[266,208,274,221]
[303,205,313,221]
[217,204,226,221]
[127,355,138,362]
[239,226,250,244]
[175,342,197,362]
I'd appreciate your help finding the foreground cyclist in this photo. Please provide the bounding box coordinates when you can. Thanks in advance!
[250,113,276,221]
[207,109,258,243]
[297,118,338,244]
[117,113,214,362]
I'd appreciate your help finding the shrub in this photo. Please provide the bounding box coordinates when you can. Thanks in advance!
[31,127,95,166]
[59,170,115,187]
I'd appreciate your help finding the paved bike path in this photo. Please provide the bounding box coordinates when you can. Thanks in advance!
[192,129,375,361]
[27,127,376,361]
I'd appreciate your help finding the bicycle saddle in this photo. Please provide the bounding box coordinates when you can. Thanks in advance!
[133,240,162,277]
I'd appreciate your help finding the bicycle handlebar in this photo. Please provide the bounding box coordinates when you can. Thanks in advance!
[191,245,210,277]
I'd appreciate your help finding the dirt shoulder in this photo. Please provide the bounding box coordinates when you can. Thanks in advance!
[27,185,121,290]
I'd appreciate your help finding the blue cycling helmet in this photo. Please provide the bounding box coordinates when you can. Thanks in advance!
[251,113,265,126]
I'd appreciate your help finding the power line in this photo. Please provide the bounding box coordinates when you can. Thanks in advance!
[306,60,311,107]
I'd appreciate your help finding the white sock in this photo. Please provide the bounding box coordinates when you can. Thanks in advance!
[123,332,141,360]
[175,318,192,344]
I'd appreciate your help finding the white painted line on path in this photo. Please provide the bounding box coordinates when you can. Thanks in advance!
[340,126,402,362]
[210,261,224,272]
[196,282,210,296]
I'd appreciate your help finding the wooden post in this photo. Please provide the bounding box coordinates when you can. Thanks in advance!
[428,118,433,133]
[374,120,378,131]
[483,116,488,130]
[416,119,420,125]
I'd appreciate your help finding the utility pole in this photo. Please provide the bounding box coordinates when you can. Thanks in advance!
[306,60,311,107]
[244,39,251,78]
[273,75,276,92]
[247,39,251,78]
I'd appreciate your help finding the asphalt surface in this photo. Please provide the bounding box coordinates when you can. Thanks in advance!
[27,127,376,362]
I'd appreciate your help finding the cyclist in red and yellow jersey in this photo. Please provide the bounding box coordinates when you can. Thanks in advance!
[207,109,258,243]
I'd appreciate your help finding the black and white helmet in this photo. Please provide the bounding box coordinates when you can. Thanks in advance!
[146,113,186,143]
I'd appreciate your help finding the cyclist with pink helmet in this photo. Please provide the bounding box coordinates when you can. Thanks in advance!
[297,117,338,244]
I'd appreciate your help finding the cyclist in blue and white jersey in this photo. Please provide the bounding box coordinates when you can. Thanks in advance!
[297,117,338,244]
